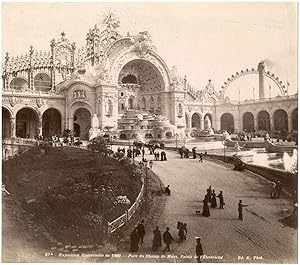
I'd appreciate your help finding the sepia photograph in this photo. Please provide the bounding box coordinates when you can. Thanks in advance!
[1,2,298,263]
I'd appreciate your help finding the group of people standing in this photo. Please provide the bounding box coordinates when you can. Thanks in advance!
[202,186,225,217]
[130,219,190,254]
[179,147,206,161]
[129,219,146,252]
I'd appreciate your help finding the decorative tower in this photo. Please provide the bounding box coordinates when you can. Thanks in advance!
[258,61,265,99]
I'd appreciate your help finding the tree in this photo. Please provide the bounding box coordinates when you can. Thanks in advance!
[88,136,109,155]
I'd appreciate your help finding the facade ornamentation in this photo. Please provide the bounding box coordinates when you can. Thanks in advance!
[36,98,46,108]
[73,90,87,99]
[132,31,155,57]
[2,15,297,141]
[8,97,17,107]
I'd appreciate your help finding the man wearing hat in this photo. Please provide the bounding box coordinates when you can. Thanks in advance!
[195,237,203,263]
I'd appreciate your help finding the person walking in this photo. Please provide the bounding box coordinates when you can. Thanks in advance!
[217,191,224,209]
[165,185,171,196]
[183,223,188,239]
[142,147,145,158]
[199,153,203,163]
[192,147,197,159]
[178,225,185,243]
[238,200,250,220]
[202,196,210,217]
[163,227,174,252]
[207,185,212,203]
[195,237,203,263]
[152,226,162,251]
[211,190,217,208]
[129,227,139,252]
[275,181,282,198]
[137,219,146,245]
[149,160,153,169]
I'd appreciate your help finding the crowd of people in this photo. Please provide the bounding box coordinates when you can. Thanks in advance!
[129,217,204,262]
[130,219,191,252]
[115,142,168,163]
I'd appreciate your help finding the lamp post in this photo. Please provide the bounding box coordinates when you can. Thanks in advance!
[143,162,150,211]
[223,140,226,162]
[175,133,179,150]
[97,184,107,244]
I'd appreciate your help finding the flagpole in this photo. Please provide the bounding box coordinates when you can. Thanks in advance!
[286,81,289,96]
[269,84,271,100]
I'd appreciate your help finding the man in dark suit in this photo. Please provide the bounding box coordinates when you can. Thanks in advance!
[217,191,224,209]
[196,237,203,263]
[163,227,173,252]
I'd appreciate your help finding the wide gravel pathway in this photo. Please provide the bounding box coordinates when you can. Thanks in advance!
[112,149,297,263]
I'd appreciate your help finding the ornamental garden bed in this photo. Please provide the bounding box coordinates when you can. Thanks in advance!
[3,146,142,246]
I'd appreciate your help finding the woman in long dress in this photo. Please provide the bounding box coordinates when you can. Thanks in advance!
[202,197,210,217]
[211,190,217,208]
[152,226,162,251]
[130,227,139,252]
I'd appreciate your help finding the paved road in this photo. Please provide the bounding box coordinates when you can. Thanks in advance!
[113,149,297,263]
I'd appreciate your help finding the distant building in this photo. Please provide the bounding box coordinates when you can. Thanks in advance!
[2,16,298,141]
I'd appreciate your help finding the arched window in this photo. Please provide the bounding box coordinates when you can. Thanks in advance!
[178,104,183,117]
[157,96,161,109]
[243,112,254,132]
[142,97,146,110]
[221,113,234,133]
[292,108,298,131]
[274,109,288,132]
[34,73,51,92]
[10,78,28,91]
[107,100,113,116]
[150,97,154,109]
[257,111,270,131]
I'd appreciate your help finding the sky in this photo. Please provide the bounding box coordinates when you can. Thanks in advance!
[2,2,298,100]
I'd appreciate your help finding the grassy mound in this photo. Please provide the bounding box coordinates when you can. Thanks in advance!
[3,146,142,245]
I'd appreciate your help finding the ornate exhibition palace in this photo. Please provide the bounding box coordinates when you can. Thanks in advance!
[2,16,298,141]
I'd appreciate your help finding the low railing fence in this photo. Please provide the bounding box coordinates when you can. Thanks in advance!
[3,137,38,146]
[108,180,145,234]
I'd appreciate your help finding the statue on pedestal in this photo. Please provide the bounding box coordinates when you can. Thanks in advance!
[89,114,101,140]
[204,116,214,135]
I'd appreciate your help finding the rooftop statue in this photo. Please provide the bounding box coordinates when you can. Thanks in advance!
[102,12,120,31]
[132,31,155,56]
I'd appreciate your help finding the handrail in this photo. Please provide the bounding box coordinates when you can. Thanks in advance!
[108,180,145,234]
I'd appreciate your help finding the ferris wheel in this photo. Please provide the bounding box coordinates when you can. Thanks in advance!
[220,63,288,97]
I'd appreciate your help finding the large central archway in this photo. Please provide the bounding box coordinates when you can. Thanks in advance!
[118,59,166,112]
[73,108,91,139]
[16,108,39,138]
[118,59,165,91]
[221,113,234,133]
